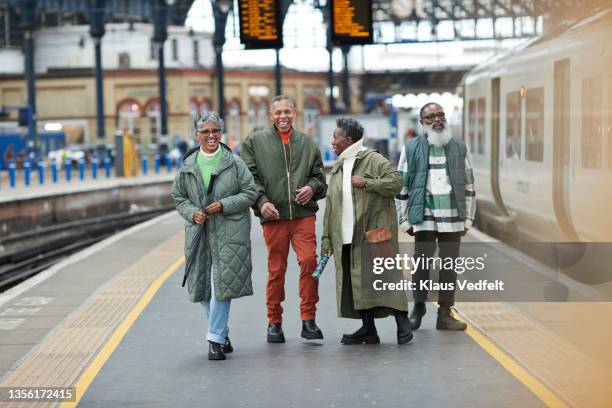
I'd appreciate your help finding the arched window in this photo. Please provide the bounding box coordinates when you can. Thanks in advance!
[117,99,142,146]
[200,98,211,114]
[303,99,322,140]
[257,99,268,128]
[145,99,161,148]
[189,98,199,132]
[228,100,241,152]
[247,99,257,133]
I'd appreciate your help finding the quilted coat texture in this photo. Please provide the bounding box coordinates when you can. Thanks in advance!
[171,145,257,302]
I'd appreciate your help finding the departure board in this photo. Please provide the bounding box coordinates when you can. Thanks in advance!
[331,0,373,46]
[238,0,283,49]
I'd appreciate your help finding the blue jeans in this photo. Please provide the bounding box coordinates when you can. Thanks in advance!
[200,267,231,344]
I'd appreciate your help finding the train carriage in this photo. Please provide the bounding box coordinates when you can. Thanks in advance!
[463,9,612,244]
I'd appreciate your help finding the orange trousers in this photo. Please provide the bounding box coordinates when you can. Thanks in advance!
[262,216,319,323]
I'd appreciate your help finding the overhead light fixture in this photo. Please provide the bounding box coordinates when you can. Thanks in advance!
[215,0,232,13]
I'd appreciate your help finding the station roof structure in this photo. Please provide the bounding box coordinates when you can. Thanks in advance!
[0,0,195,28]
[367,0,607,43]
[1,1,608,44]
[371,0,607,27]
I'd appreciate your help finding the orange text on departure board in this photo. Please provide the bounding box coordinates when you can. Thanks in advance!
[240,0,279,41]
[333,0,370,37]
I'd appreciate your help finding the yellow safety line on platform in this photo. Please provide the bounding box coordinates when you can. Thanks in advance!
[463,322,569,408]
[60,256,184,408]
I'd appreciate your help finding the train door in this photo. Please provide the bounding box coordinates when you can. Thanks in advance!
[569,67,612,241]
[491,77,509,216]
[552,59,579,241]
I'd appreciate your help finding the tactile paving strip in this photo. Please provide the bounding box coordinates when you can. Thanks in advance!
[456,302,612,407]
[397,231,612,406]
[0,233,184,408]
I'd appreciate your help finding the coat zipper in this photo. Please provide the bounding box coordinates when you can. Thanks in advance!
[281,136,293,220]
[194,155,233,301]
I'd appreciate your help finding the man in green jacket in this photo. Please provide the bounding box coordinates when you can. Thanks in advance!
[241,95,327,343]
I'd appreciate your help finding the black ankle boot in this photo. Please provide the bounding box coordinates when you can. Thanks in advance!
[223,336,233,353]
[301,320,324,340]
[267,323,285,343]
[341,309,380,345]
[409,302,426,330]
[208,341,226,360]
[394,310,413,344]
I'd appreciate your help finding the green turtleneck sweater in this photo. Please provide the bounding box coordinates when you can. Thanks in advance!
[196,147,222,190]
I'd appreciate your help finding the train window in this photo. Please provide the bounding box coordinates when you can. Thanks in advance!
[525,87,544,162]
[506,91,521,159]
[477,98,485,155]
[581,77,602,169]
[468,99,476,153]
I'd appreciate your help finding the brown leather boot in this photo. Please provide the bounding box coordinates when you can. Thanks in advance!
[436,306,467,331]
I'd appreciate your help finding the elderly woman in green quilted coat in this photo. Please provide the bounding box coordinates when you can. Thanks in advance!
[172,111,256,361]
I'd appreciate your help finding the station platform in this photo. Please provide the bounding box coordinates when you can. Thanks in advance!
[0,207,611,407]
[0,171,176,204]
[0,171,176,236]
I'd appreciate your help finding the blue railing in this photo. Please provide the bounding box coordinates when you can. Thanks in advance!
[0,154,179,190]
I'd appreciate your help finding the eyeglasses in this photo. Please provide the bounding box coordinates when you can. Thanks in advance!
[421,112,446,121]
[197,128,221,137]
[271,109,294,116]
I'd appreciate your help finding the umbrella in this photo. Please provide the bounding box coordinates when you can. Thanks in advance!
[182,194,209,287]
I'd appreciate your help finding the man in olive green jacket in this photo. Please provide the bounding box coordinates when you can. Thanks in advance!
[241,95,327,343]
[321,117,412,345]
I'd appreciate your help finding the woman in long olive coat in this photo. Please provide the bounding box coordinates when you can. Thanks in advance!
[321,117,412,345]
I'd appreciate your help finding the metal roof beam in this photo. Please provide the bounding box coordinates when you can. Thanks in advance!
[492,0,515,16]
[452,0,472,19]
[474,0,495,18]
[426,0,438,27]
[0,0,193,24]
[433,0,456,20]
[512,0,537,17]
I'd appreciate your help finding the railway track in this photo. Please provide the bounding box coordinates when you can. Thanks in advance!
[0,207,174,291]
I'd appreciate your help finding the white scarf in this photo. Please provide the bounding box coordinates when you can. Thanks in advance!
[339,140,366,244]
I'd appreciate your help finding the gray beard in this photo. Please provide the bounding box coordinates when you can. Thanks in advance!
[424,124,452,147]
